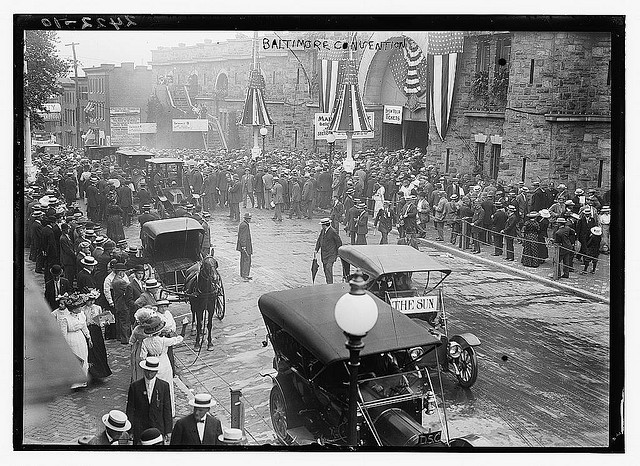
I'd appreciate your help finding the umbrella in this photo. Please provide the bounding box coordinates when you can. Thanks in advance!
[311,253,319,283]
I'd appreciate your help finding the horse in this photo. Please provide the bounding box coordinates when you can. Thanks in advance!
[184,256,224,350]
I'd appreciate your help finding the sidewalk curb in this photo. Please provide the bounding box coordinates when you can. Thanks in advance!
[419,238,610,305]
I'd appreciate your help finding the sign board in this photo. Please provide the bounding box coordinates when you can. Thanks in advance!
[383,105,403,125]
[128,123,157,134]
[110,107,141,146]
[172,119,209,132]
[251,147,262,160]
[389,295,439,315]
[314,112,375,140]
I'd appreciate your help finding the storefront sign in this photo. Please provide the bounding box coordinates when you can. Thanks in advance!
[110,107,141,145]
[383,105,403,125]
[314,112,375,140]
[172,119,209,132]
[128,123,157,134]
[389,295,439,314]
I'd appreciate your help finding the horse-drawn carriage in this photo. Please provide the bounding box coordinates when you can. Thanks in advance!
[141,217,225,350]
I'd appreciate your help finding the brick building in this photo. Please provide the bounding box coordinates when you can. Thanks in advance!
[83,62,153,146]
[148,31,611,190]
[59,76,89,148]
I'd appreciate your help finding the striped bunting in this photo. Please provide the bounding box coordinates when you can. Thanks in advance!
[241,68,273,126]
[318,48,348,113]
[328,59,371,133]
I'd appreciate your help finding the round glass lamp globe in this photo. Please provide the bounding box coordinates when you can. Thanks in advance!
[326,133,336,144]
[259,127,268,136]
[334,292,378,337]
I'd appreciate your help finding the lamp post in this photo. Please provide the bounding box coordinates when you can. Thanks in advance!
[260,126,268,156]
[326,132,336,186]
[334,270,379,447]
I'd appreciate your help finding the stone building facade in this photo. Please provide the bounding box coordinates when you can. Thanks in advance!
[59,76,89,148]
[148,31,611,191]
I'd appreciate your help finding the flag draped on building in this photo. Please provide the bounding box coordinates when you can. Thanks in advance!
[318,49,348,113]
[388,36,429,111]
[327,58,372,133]
[427,31,464,141]
[241,67,273,126]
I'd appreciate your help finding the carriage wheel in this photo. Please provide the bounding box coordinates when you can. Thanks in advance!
[213,282,226,320]
[269,385,291,445]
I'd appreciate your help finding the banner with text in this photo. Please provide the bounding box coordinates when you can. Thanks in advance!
[110,107,140,146]
[389,295,439,314]
[128,123,157,134]
[314,112,375,140]
[383,105,403,125]
[172,119,209,132]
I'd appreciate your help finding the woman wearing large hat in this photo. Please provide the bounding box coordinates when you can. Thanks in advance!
[58,292,92,389]
[82,289,112,380]
[129,307,157,384]
[521,211,541,268]
[536,209,551,262]
[139,315,184,416]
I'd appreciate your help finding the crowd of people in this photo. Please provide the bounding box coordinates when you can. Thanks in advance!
[24,142,612,443]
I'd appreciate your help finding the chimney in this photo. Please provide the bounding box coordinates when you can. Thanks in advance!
[121,62,135,71]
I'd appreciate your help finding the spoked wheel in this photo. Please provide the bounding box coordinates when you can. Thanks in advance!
[214,282,225,320]
[269,385,291,445]
[456,347,478,388]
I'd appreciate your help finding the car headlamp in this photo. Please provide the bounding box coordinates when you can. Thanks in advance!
[409,347,424,360]
[448,341,462,358]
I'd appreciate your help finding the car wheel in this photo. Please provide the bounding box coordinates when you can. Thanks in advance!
[456,347,478,388]
[270,385,291,445]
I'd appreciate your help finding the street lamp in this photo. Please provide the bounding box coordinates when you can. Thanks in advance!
[326,132,336,171]
[260,126,268,155]
[334,269,379,447]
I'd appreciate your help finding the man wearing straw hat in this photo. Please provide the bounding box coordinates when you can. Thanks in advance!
[86,410,132,445]
[170,393,223,445]
[315,218,342,284]
[139,428,164,446]
[126,356,172,445]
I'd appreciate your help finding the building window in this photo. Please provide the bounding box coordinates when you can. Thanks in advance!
[273,70,276,84]
[495,37,511,71]
[521,158,527,182]
[529,59,535,84]
[598,160,604,188]
[476,39,491,73]
[490,144,501,179]
[294,129,298,148]
[80,86,88,100]
[445,148,450,173]
[475,143,485,173]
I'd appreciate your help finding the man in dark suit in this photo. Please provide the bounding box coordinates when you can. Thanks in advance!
[345,200,361,245]
[59,223,76,284]
[86,410,132,445]
[170,393,222,446]
[116,182,133,227]
[126,357,172,445]
[44,264,72,310]
[76,256,98,292]
[315,218,343,284]
[236,213,253,281]
[41,216,60,282]
[554,217,576,279]
[501,205,519,261]
[491,202,508,256]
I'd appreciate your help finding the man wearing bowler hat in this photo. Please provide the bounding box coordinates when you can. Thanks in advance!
[170,393,223,446]
[236,213,253,281]
[44,264,72,310]
[315,218,342,284]
[126,356,172,445]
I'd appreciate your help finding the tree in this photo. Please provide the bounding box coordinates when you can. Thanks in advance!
[24,30,70,128]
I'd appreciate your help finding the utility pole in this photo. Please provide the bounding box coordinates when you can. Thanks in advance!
[65,42,81,148]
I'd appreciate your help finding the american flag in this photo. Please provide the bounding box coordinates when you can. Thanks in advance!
[427,31,465,141]
[318,48,348,113]
[328,59,372,133]
[388,37,428,98]
[241,67,273,126]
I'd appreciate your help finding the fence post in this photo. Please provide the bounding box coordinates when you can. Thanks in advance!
[551,243,560,280]
[230,387,245,433]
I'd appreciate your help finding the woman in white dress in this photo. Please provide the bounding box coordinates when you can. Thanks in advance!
[140,316,183,416]
[58,293,92,389]
[372,182,386,219]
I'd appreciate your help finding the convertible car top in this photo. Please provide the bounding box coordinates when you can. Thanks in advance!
[258,283,441,366]
[141,217,204,239]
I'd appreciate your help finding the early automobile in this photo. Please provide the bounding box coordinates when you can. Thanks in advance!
[146,157,187,215]
[338,245,480,388]
[35,143,63,156]
[259,280,483,447]
[84,145,119,162]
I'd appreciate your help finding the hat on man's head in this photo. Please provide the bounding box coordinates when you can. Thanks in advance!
[564,200,575,206]
[528,211,540,218]
[507,205,517,211]
[142,204,152,211]
[556,217,567,224]
[140,428,163,446]
[590,226,602,236]
[155,299,170,307]
[319,217,331,226]
[32,211,44,218]
[144,278,161,289]
[600,205,610,212]
[189,393,216,408]
[539,209,551,219]
[133,264,145,273]
[575,188,585,195]
[81,256,98,267]
[243,212,252,219]
[104,240,116,251]
[139,356,161,371]
[78,241,91,249]
[218,428,244,444]
[127,246,139,255]
[102,410,131,432]
[113,262,127,272]
[450,194,459,200]
[50,264,63,276]
[116,239,127,248]
[94,235,106,246]
[494,202,503,208]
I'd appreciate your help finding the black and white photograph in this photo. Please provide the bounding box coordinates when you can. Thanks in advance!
[12,8,625,456]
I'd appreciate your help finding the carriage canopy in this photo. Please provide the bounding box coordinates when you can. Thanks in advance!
[141,217,204,264]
